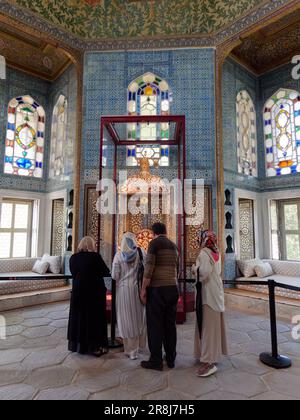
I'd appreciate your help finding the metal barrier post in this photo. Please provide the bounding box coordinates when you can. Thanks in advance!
[108,278,123,349]
[259,280,292,369]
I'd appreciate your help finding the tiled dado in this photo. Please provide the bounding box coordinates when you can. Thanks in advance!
[224,170,260,192]
[260,175,300,191]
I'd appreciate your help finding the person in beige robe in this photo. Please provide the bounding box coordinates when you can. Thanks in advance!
[192,230,228,378]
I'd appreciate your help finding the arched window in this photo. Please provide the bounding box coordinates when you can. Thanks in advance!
[236,90,257,177]
[4,96,45,178]
[264,88,300,177]
[49,95,68,179]
[127,72,172,167]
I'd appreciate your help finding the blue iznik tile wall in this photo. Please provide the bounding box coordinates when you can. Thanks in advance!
[223,58,300,193]
[222,58,300,280]
[80,49,216,238]
[222,58,261,280]
[0,64,77,194]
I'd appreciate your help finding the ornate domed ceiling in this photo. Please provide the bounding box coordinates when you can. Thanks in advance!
[0,21,71,81]
[0,0,297,50]
[232,8,300,74]
[5,0,267,39]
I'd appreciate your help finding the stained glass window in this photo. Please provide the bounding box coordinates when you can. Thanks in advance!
[49,95,68,179]
[127,72,172,167]
[264,89,300,177]
[4,96,45,178]
[236,90,257,177]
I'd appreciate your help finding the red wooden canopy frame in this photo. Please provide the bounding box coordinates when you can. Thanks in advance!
[98,115,187,319]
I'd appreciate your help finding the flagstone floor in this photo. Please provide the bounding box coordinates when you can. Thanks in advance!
[0,302,300,400]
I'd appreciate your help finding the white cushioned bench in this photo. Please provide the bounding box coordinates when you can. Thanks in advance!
[0,258,69,296]
[236,259,300,300]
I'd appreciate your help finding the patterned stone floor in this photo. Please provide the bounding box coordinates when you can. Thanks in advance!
[0,302,300,400]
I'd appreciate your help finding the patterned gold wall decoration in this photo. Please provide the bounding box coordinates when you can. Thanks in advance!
[84,184,114,266]
[85,183,212,264]
[186,185,212,265]
[136,229,154,251]
[84,185,99,245]
[51,198,65,256]
[239,199,255,261]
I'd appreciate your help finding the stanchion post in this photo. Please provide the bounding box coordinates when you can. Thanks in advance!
[108,278,123,349]
[269,280,278,358]
[259,280,292,369]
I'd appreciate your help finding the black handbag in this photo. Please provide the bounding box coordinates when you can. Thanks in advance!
[137,247,145,305]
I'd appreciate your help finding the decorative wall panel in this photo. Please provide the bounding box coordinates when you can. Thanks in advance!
[84,184,99,245]
[186,186,212,265]
[239,199,255,260]
[51,198,65,256]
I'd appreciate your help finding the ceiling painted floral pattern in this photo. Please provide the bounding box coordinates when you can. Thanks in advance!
[9,0,268,39]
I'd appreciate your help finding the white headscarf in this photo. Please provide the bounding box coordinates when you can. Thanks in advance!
[121,232,138,263]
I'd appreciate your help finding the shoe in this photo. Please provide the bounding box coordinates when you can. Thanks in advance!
[125,353,138,360]
[163,354,176,369]
[196,364,218,378]
[128,350,138,360]
[167,361,175,369]
[141,360,163,371]
[92,348,109,358]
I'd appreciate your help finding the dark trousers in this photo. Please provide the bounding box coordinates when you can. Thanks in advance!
[146,286,179,365]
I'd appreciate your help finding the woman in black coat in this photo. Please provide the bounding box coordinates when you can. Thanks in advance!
[68,236,110,357]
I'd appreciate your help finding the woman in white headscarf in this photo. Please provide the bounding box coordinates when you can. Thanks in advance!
[112,232,147,360]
